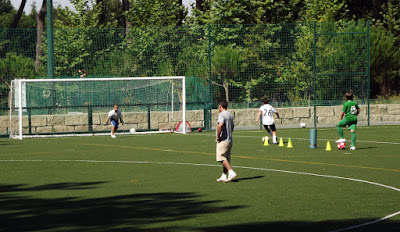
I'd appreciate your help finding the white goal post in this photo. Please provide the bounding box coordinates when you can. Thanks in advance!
[10,76,186,139]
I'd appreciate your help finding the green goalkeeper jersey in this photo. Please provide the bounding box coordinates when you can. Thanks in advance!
[343,100,359,121]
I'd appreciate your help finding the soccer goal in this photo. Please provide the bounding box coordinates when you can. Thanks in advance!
[9,76,187,139]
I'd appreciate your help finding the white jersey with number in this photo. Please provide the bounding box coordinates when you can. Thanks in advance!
[108,109,123,122]
[259,104,276,125]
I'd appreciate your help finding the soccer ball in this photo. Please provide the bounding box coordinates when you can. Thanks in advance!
[262,136,270,143]
[337,142,346,150]
[129,128,136,134]
[300,123,306,128]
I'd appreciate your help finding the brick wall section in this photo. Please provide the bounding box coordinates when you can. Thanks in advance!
[1,104,400,134]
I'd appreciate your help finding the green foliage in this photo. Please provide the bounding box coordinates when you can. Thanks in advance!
[300,0,348,22]
[0,52,35,106]
[370,25,400,97]
[128,0,186,26]
[189,0,302,25]
[379,0,400,46]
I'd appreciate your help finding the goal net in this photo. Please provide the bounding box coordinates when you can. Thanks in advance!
[9,76,187,139]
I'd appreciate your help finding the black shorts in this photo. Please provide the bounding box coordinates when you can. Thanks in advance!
[263,124,276,131]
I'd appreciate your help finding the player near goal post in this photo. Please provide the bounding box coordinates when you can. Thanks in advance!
[256,97,280,144]
[105,104,124,138]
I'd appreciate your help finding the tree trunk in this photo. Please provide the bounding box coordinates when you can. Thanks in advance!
[196,0,205,11]
[177,0,183,25]
[121,0,131,31]
[10,0,27,28]
[223,80,229,102]
[35,0,46,73]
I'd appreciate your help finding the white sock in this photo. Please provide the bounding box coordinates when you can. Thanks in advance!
[228,169,235,175]
[273,135,277,143]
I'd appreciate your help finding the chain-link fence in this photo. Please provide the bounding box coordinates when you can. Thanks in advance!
[1,22,370,133]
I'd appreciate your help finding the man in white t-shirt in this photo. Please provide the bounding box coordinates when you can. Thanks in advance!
[256,97,280,144]
[105,104,124,138]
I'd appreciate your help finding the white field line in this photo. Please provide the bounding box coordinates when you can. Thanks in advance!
[0,159,399,232]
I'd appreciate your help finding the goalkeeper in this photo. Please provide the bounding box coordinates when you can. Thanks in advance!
[336,92,360,150]
[105,104,124,138]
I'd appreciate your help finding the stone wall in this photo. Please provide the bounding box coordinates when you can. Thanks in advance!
[1,104,400,135]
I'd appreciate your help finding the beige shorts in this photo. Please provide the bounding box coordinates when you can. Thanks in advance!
[216,141,232,162]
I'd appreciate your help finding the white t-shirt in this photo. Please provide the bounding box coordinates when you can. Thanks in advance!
[108,109,123,122]
[259,104,276,125]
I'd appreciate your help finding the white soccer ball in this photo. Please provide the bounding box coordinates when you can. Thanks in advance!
[129,128,136,134]
[300,123,306,128]
[262,136,270,143]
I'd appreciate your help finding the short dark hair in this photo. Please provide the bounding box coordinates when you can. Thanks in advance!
[345,92,353,100]
[219,100,228,109]
[261,97,269,104]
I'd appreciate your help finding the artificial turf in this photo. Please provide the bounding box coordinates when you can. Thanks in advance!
[0,125,399,231]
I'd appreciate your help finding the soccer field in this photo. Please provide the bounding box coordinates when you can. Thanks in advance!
[1,125,399,232]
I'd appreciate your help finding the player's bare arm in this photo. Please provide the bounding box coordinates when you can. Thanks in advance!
[216,122,223,142]
[275,112,280,119]
[256,111,262,122]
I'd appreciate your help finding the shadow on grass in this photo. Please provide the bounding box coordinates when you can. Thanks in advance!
[356,146,378,150]
[0,182,243,232]
[199,220,400,232]
[232,176,264,182]
[0,182,109,192]
[1,183,398,232]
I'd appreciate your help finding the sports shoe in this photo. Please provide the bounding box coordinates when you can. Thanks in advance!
[216,174,227,182]
[350,146,355,151]
[225,172,237,183]
[111,134,116,138]
[335,138,345,143]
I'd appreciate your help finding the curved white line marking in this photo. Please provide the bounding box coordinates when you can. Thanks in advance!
[0,159,399,231]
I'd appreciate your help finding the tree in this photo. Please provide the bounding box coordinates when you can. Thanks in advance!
[0,52,35,108]
[121,0,131,30]
[128,0,187,26]
[10,0,26,28]
[189,0,302,25]
[35,0,46,72]
[370,25,400,97]
[211,45,244,102]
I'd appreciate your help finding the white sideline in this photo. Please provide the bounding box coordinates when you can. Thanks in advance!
[0,159,399,232]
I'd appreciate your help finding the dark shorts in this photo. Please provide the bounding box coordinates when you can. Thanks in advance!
[264,124,276,131]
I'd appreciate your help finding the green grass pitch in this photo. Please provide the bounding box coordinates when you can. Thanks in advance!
[0,125,399,232]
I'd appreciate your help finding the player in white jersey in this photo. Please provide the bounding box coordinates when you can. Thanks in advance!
[256,97,280,144]
[105,104,124,138]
